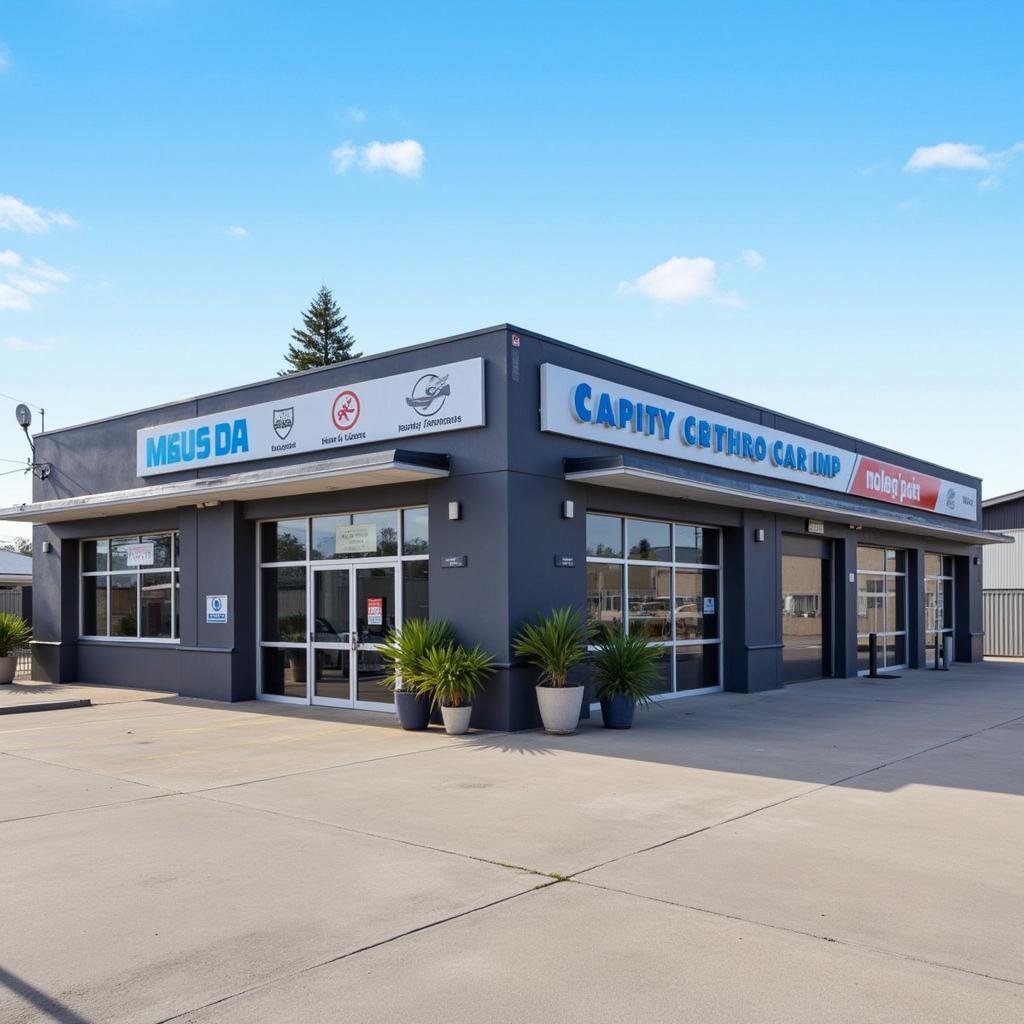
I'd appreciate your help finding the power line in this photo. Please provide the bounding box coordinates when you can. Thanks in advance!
[0,391,44,412]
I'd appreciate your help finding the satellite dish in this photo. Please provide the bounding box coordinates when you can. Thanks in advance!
[15,404,31,429]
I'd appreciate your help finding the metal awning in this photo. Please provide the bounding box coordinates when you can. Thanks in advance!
[564,455,1010,546]
[0,449,450,524]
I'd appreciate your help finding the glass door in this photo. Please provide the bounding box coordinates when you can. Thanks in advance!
[781,555,831,682]
[353,565,396,708]
[310,563,396,708]
[311,567,352,706]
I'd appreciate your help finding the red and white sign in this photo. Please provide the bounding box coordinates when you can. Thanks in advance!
[366,597,383,627]
[125,542,155,568]
[849,458,940,514]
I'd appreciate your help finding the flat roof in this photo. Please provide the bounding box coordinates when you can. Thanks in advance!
[983,488,1024,509]
[34,322,978,485]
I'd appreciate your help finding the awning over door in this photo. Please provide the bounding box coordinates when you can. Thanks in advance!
[0,449,450,524]
[564,454,1010,546]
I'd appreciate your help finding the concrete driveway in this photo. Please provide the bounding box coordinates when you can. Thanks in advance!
[1,662,1023,1023]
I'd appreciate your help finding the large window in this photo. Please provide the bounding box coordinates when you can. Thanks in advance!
[924,553,954,668]
[81,532,180,640]
[258,506,429,701]
[586,513,721,695]
[856,545,907,671]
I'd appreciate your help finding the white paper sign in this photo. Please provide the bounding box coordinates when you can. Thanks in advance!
[137,357,485,476]
[703,596,716,615]
[335,524,377,554]
[206,595,228,624]
[126,543,155,568]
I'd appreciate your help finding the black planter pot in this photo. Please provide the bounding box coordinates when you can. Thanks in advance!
[600,694,636,729]
[394,690,431,730]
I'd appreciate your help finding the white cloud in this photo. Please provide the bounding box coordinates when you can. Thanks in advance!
[739,248,764,269]
[904,141,1024,185]
[0,256,70,310]
[344,107,366,123]
[0,283,32,310]
[331,142,357,172]
[26,258,68,282]
[618,256,742,308]
[5,336,56,352]
[7,275,54,296]
[226,225,249,237]
[0,194,78,233]
[332,139,425,178]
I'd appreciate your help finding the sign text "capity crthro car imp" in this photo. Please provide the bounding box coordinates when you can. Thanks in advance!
[539,363,977,521]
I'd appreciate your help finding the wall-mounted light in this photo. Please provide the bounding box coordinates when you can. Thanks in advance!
[973,556,981,566]
[196,500,221,509]
[448,501,462,521]
[561,500,575,519]
[753,528,765,542]
[41,540,52,554]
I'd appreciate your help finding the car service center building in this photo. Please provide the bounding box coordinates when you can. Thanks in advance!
[1,325,1003,729]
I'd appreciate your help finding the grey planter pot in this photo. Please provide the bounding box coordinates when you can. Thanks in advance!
[536,684,584,735]
[0,655,16,684]
[441,705,472,735]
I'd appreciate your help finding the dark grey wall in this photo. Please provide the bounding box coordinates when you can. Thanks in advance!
[984,497,1024,531]
[28,321,987,724]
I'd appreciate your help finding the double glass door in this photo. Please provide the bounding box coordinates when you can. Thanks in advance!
[311,564,395,708]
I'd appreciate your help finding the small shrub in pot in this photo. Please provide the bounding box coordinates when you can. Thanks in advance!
[590,627,660,729]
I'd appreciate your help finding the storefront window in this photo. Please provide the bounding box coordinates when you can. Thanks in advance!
[80,532,180,640]
[924,553,954,667]
[258,506,430,703]
[586,514,722,695]
[856,545,907,671]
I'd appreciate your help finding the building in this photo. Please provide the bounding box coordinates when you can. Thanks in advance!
[981,489,1024,656]
[0,549,32,622]
[0,325,1005,729]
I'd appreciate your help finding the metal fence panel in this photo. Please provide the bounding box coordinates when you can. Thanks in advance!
[983,590,1024,657]
[0,589,23,617]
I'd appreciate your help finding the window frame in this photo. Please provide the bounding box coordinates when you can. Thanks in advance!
[924,552,955,664]
[855,544,909,673]
[585,513,723,701]
[256,504,430,706]
[79,531,180,643]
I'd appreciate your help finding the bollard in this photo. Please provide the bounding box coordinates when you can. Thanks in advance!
[868,632,878,678]
[942,634,953,671]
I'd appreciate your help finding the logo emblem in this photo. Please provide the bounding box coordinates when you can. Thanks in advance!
[945,487,957,511]
[406,373,451,417]
[332,390,361,431]
[272,407,294,440]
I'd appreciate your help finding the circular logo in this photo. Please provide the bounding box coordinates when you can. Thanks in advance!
[331,390,361,431]
[211,598,222,611]
[407,373,451,418]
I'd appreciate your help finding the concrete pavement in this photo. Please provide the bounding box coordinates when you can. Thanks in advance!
[1,661,1022,1022]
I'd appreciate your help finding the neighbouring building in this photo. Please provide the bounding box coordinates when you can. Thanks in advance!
[982,489,1024,657]
[0,325,1007,728]
[0,549,32,623]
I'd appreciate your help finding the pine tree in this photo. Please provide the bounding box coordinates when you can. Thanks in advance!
[280,286,360,374]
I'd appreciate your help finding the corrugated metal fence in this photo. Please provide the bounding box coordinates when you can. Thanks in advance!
[983,590,1024,657]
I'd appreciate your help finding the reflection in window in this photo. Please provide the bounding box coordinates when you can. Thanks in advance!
[585,514,721,696]
[80,532,179,640]
[856,544,907,671]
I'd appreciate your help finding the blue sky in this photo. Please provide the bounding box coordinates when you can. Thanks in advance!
[2,1,1022,539]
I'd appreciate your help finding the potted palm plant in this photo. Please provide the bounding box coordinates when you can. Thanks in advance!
[419,640,494,735]
[0,612,32,684]
[379,618,455,730]
[513,607,593,735]
[590,628,660,728]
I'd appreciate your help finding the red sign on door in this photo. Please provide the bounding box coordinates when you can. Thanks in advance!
[367,597,383,627]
